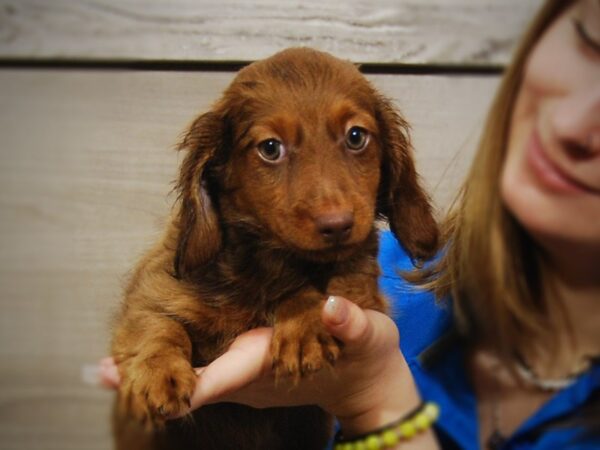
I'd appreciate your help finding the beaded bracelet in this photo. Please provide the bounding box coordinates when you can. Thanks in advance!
[333,401,440,450]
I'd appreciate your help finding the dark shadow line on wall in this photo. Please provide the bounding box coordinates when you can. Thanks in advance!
[0,57,503,77]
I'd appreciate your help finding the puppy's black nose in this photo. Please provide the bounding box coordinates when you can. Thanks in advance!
[316,212,354,244]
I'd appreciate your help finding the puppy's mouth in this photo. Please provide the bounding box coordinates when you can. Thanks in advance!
[291,242,360,263]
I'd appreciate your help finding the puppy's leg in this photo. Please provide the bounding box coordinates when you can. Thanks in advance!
[327,271,388,314]
[271,290,341,381]
[271,268,387,381]
[112,310,197,430]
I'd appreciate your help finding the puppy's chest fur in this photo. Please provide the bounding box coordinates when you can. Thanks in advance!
[184,227,383,365]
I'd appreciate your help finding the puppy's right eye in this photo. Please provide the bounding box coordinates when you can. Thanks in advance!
[345,126,369,152]
[257,139,286,163]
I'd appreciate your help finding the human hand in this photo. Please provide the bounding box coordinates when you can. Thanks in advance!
[99,296,421,436]
[98,356,120,389]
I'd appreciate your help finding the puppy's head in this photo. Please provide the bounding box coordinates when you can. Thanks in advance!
[175,48,438,277]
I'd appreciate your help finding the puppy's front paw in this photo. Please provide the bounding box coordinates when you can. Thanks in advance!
[271,320,341,381]
[117,354,197,429]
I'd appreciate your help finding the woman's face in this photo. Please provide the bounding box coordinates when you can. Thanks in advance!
[501,0,600,250]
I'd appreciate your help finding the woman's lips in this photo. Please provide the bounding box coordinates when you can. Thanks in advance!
[526,130,599,194]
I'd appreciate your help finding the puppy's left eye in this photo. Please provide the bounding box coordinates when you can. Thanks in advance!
[345,126,369,151]
[257,139,286,163]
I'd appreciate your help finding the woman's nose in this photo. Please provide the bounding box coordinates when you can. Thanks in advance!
[551,86,600,156]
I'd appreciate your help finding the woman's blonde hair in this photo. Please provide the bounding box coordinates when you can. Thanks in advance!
[428,0,575,362]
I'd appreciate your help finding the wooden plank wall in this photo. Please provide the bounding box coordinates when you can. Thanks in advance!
[1,0,541,65]
[0,1,542,449]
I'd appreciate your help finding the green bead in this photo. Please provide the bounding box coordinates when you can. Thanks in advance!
[382,429,399,446]
[342,443,354,450]
[398,420,417,438]
[414,412,431,430]
[365,435,382,450]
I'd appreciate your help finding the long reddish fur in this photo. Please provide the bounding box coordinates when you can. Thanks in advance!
[111,47,438,450]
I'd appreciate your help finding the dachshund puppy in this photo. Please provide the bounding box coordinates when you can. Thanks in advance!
[111,47,438,450]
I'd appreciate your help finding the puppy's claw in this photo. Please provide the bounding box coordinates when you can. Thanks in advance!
[271,322,342,381]
[117,355,197,428]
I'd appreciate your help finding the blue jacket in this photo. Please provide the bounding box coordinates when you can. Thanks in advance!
[377,231,600,449]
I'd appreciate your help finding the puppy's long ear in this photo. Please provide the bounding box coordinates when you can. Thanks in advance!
[174,111,225,278]
[376,97,439,263]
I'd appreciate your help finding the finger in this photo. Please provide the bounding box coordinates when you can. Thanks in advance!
[98,357,121,388]
[322,296,371,345]
[321,296,398,354]
[188,327,273,412]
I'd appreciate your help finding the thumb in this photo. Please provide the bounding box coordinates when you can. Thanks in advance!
[322,296,399,356]
[321,296,373,347]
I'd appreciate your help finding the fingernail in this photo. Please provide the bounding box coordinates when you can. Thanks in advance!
[325,296,348,325]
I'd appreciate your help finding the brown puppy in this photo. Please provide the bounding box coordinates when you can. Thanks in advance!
[111,47,438,450]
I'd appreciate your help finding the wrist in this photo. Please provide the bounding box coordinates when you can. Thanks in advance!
[334,402,441,450]
[334,350,421,438]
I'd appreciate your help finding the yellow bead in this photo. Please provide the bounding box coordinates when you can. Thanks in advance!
[423,402,440,421]
[354,441,367,450]
[398,420,417,438]
[365,435,382,450]
[342,443,354,450]
[414,412,431,430]
[382,429,399,446]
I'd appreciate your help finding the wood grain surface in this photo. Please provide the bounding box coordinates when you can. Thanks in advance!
[0,0,542,66]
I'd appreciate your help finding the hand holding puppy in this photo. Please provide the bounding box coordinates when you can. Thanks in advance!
[102,296,433,444]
